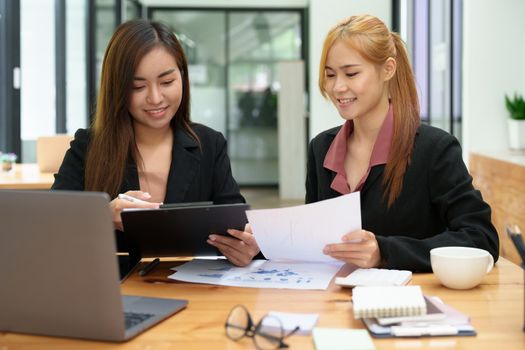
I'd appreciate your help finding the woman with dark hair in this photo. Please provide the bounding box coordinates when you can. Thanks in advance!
[52,19,259,270]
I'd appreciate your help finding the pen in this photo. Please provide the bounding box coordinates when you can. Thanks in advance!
[506,224,525,264]
[118,193,150,205]
[391,325,458,337]
[139,258,160,276]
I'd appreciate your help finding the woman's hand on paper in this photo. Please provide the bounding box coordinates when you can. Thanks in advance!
[323,229,382,268]
[208,223,260,267]
[110,190,160,231]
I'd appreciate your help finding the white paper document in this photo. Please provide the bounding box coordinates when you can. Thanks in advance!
[246,192,361,262]
[261,311,319,335]
[168,259,343,290]
[335,268,412,287]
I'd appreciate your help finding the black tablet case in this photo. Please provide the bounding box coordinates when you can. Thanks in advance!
[121,203,249,258]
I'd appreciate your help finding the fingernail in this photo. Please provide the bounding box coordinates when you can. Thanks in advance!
[209,235,216,241]
[143,192,151,198]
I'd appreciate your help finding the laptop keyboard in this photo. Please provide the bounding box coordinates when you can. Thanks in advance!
[124,311,155,329]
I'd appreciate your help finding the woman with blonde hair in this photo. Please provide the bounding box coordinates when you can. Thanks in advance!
[309,14,498,271]
[53,20,259,273]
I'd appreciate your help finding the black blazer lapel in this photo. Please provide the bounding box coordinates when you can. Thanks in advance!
[324,128,348,198]
[122,157,140,193]
[165,128,200,203]
[361,165,385,195]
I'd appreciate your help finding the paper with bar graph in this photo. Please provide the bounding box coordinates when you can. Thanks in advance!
[168,259,343,290]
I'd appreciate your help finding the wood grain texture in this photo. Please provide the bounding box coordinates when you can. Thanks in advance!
[1,258,523,349]
[0,163,54,189]
[470,152,525,266]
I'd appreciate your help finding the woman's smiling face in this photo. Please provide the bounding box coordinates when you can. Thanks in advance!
[128,46,183,131]
[324,39,391,121]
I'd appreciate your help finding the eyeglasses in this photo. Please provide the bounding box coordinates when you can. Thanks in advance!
[224,305,299,350]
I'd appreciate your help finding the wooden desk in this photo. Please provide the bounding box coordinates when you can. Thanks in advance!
[1,258,523,349]
[470,151,525,265]
[0,163,55,189]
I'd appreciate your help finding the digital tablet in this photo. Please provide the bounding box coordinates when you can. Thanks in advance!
[121,202,250,258]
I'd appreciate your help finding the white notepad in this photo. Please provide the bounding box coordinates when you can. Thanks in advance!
[335,268,412,287]
[312,328,375,350]
[352,285,426,319]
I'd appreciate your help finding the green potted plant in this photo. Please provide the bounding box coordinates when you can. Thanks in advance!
[505,93,525,149]
[0,152,17,172]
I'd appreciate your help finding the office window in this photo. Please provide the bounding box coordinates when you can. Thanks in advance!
[397,0,462,141]
[20,0,55,160]
[125,0,141,21]
[94,0,118,99]
[66,0,88,133]
[153,10,227,135]
[150,8,304,185]
[3,0,142,161]
[0,0,21,157]
[413,0,428,122]
[19,0,90,161]
[87,0,142,118]
[228,11,302,185]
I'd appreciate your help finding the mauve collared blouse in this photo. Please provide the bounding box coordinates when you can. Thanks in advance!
[323,105,394,194]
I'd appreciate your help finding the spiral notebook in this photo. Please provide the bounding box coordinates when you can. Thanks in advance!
[352,285,426,319]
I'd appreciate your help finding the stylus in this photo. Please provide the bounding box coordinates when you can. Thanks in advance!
[139,258,160,276]
[118,193,150,205]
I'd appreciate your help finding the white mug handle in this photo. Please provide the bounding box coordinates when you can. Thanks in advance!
[486,253,494,274]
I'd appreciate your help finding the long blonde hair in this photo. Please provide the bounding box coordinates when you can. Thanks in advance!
[318,15,420,207]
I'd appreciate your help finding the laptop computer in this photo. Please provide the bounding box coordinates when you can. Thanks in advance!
[0,190,188,342]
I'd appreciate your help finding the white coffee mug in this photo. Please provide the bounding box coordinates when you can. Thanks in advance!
[430,246,494,290]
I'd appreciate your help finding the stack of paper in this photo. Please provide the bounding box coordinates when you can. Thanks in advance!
[375,296,446,326]
[352,285,426,319]
[362,296,475,338]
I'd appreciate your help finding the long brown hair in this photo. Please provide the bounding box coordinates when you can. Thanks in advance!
[85,19,199,197]
[318,15,420,207]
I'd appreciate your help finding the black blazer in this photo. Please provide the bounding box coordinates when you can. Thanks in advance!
[306,124,499,272]
[52,124,245,256]
[52,123,244,205]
